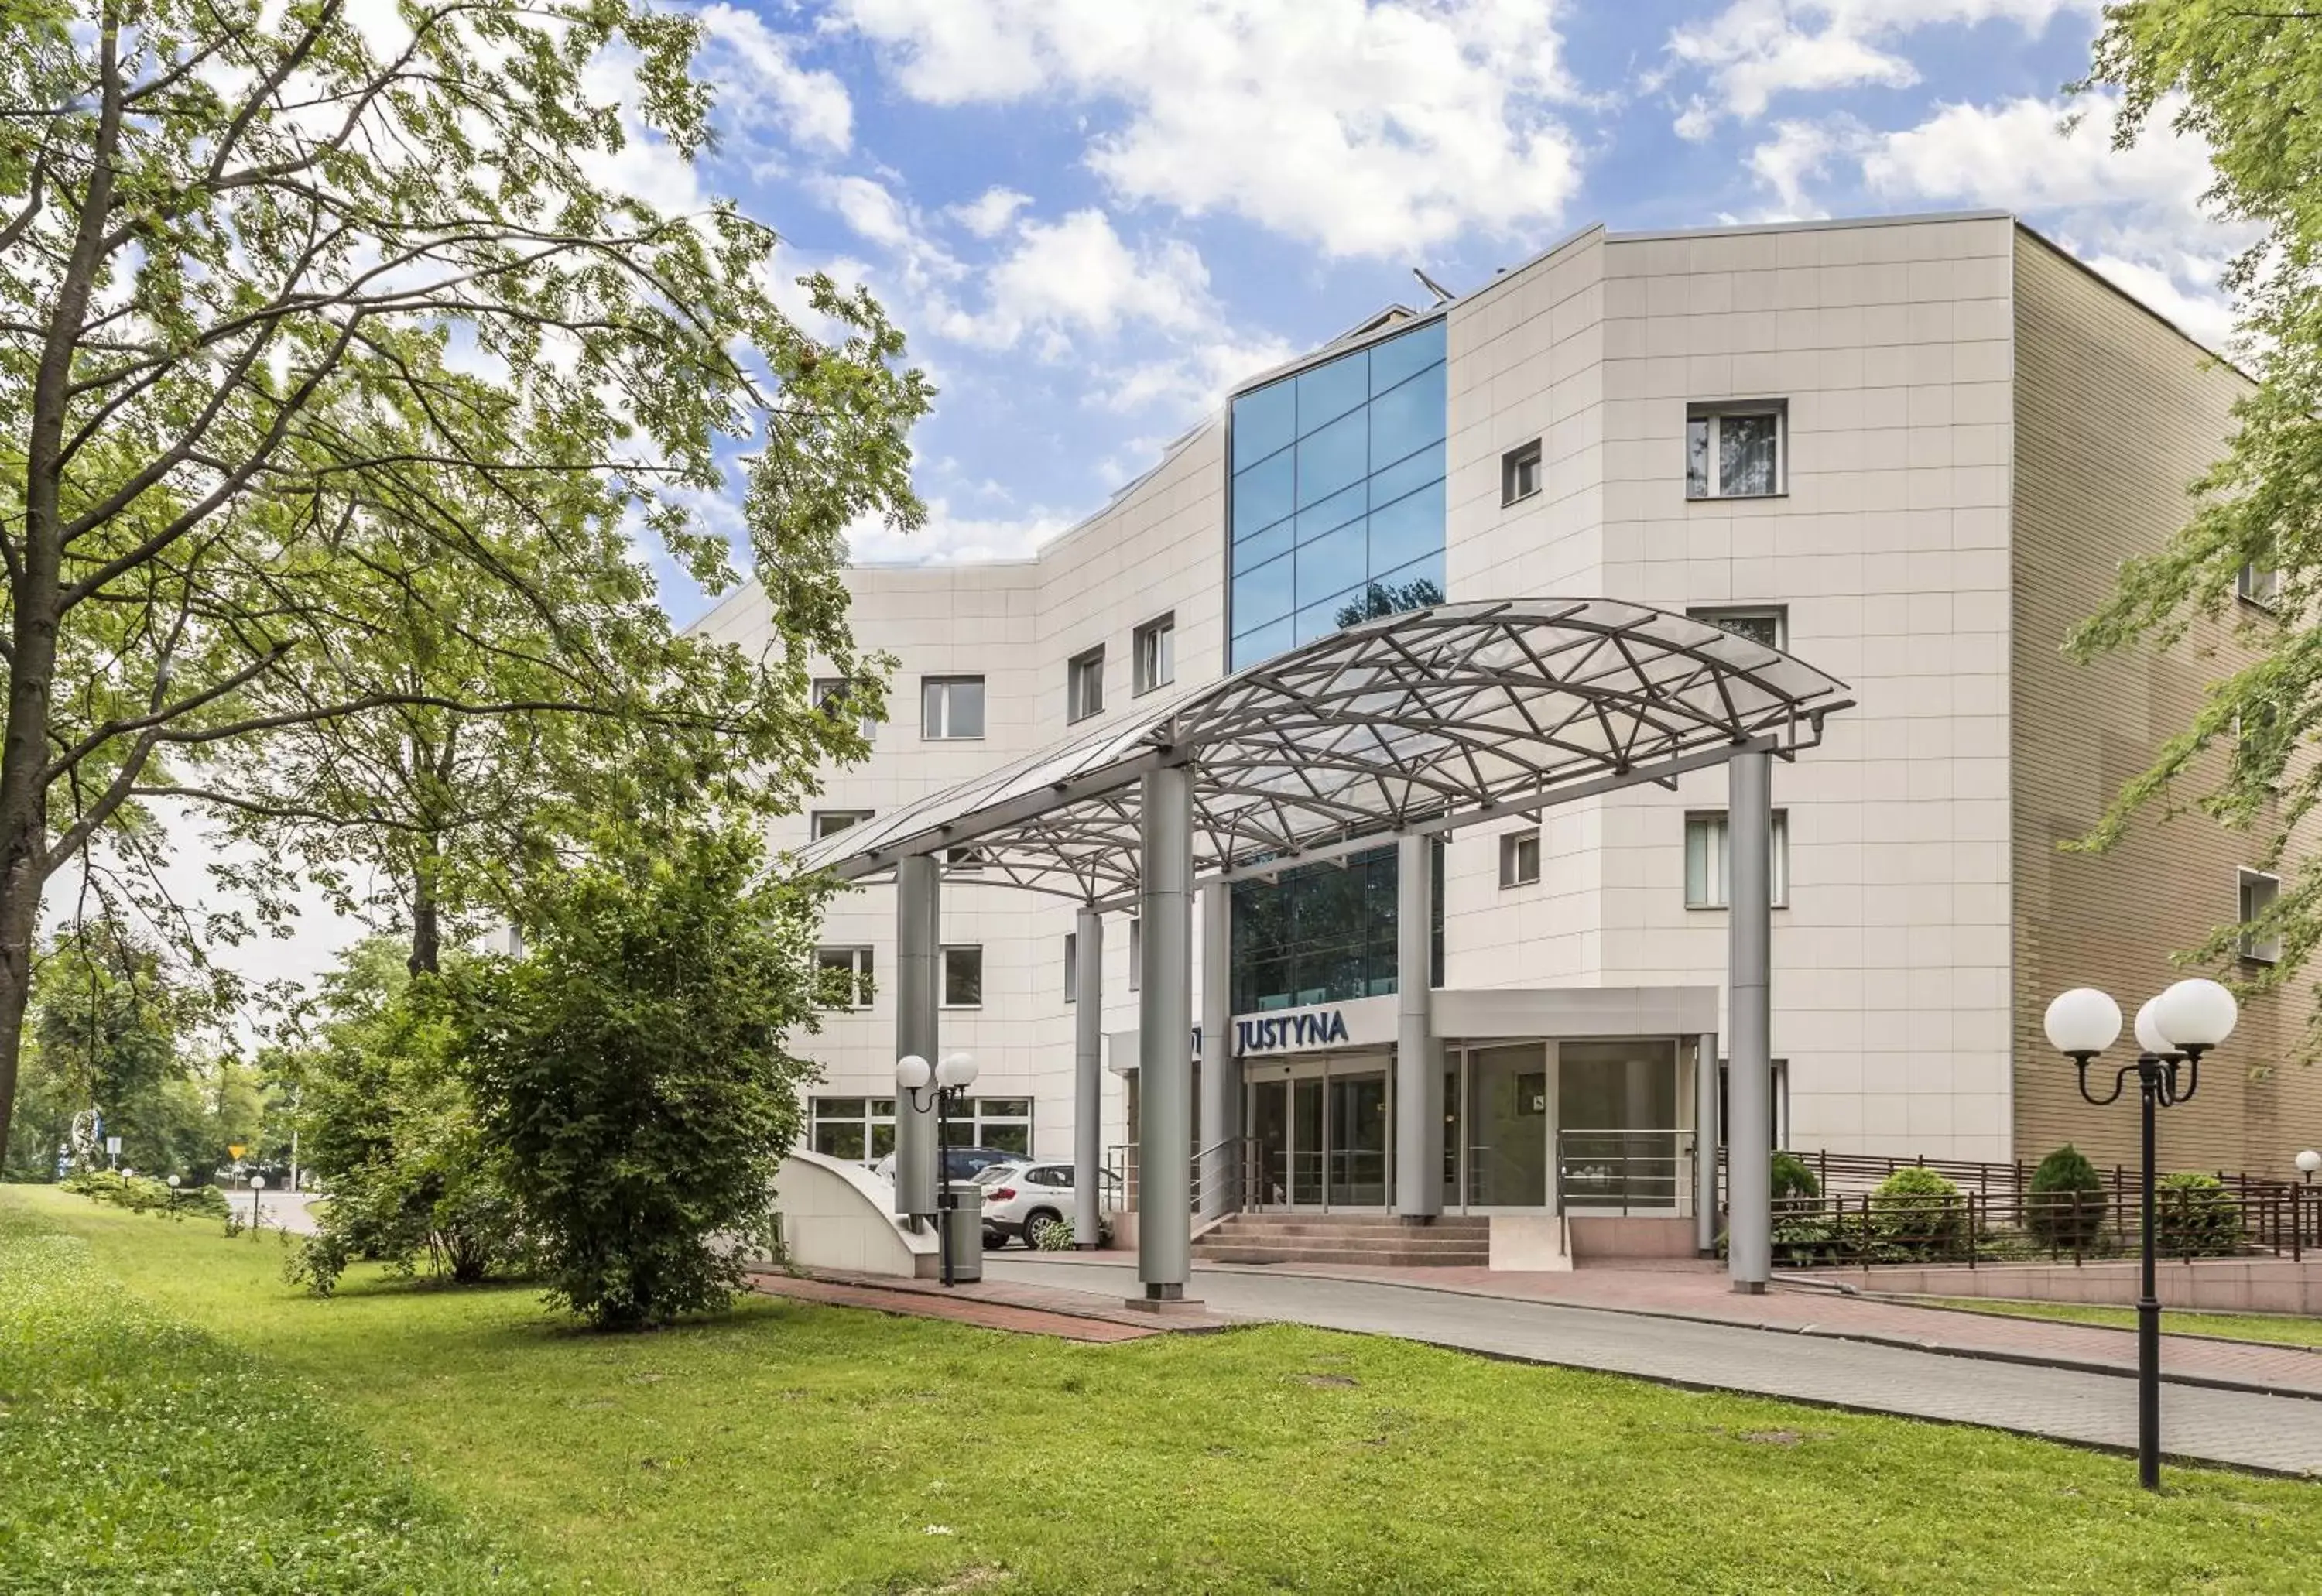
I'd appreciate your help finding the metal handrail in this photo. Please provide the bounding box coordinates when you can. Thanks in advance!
[1557,1128,1698,1216]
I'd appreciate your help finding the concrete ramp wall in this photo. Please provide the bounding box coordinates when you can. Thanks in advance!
[774,1149,940,1279]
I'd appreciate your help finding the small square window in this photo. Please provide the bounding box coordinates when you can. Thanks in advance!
[944,845,988,875]
[1687,605,1788,652]
[1686,402,1786,500]
[1067,646,1105,722]
[810,809,874,841]
[1684,810,1790,909]
[2238,563,2281,611]
[923,676,986,740]
[1063,932,1077,1002]
[1128,917,1142,992]
[1502,440,1543,505]
[1498,829,1541,889]
[2239,869,2282,964]
[1134,614,1176,695]
[942,944,984,1008]
[815,947,875,1010]
[813,677,876,741]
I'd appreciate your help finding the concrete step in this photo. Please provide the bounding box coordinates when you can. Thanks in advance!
[1218,1218,1489,1235]
[1194,1242,1491,1266]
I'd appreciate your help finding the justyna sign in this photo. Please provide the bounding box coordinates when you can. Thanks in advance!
[1236,1010,1350,1055]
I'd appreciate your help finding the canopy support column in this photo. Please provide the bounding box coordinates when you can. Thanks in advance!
[1726,748,1773,1293]
[1695,1030,1720,1255]
[894,853,940,1221]
[1394,834,1444,1221]
[1074,906,1104,1250]
[1136,765,1194,1303]
[1198,881,1237,1221]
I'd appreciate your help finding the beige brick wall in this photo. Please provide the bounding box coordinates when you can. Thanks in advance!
[2010,229,2322,1176]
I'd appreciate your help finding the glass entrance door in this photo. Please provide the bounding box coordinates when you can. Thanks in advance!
[1327,1072,1389,1206]
[1245,1063,1386,1210]
[1466,1043,1549,1207]
[1249,1080,1290,1209]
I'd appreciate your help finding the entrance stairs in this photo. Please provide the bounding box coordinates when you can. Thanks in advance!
[1192,1212,1491,1268]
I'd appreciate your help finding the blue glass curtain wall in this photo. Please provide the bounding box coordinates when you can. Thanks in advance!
[1229,842,1446,1015]
[1227,319,1447,673]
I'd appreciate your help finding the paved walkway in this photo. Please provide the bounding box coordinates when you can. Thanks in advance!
[985,1255,2322,1478]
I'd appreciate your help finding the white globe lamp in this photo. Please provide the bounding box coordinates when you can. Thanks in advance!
[2155,978,2238,1055]
[895,1053,932,1091]
[2043,988,2122,1057]
[2296,1149,2320,1178]
[935,1051,978,1091]
[2133,998,2170,1058]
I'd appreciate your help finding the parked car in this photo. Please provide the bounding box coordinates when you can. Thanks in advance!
[870,1146,1020,1187]
[975,1160,1118,1249]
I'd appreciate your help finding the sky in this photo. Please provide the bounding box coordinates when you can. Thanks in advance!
[641,0,2244,611]
[151,0,2255,1010]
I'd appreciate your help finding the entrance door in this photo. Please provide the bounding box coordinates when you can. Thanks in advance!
[1327,1071,1388,1206]
[1249,1080,1290,1208]
[1291,1078,1324,1205]
[1466,1043,1549,1207]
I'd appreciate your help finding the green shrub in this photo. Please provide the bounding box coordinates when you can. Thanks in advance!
[1033,1214,1113,1251]
[1870,1166,1964,1257]
[2026,1144,2108,1249]
[1771,1152,1821,1205]
[2156,1172,2245,1257]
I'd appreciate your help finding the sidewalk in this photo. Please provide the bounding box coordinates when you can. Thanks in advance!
[981,1253,2322,1478]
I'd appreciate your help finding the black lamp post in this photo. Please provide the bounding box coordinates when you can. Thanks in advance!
[896,1050,979,1287]
[2043,978,2238,1492]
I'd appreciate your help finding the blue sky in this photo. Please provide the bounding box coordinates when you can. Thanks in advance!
[632,0,2242,619]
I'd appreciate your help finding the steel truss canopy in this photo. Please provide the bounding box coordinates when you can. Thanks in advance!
[794,598,1855,902]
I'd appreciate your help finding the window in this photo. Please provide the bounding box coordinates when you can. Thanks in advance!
[1128,918,1142,992]
[1502,439,1543,505]
[1686,402,1786,499]
[2239,869,2282,964]
[810,1096,897,1164]
[812,677,876,740]
[942,944,984,1007]
[2238,563,2281,611]
[1687,604,1787,651]
[1134,614,1176,694]
[944,1097,1033,1156]
[944,845,988,874]
[922,676,985,740]
[1063,933,1077,1002]
[1498,828,1541,889]
[810,809,874,841]
[1067,646,1105,721]
[1684,810,1791,909]
[1715,1061,1791,1150]
[815,946,875,1010]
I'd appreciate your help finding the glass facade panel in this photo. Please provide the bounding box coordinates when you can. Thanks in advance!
[1228,318,1447,672]
[1228,841,1444,1012]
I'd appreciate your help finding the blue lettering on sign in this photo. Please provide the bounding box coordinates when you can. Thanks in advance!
[1234,1009,1351,1055]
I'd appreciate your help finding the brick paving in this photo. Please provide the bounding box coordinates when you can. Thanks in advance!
[748,1268,1235,1341]
[984,1255,2322,1477]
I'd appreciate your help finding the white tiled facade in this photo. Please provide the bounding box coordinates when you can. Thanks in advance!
[702,210,2173,1170]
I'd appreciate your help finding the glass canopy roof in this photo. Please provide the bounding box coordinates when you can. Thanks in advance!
[793,598,1855,902]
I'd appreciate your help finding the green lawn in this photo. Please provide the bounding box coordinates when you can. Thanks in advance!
[6,1186,2322,1595]
[1921,1294,2322,1349]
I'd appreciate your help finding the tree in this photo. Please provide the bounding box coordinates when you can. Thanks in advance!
[0,0,928,1160]
[2069,10,2322,1002]
[22,917,203,1173]
[459,824,824,1330]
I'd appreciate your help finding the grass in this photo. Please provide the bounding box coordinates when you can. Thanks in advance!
[1920,1295,2322,1349]
[7,1185,2322,1594]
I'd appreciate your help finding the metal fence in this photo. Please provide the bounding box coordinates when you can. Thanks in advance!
[1557,1129,1698,1215]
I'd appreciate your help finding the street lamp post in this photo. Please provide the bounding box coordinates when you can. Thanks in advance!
[896,1051,979,1287]
[248,1172,266,1235]
[2043,978,2238,1492]
[2299,1151,2320,1259]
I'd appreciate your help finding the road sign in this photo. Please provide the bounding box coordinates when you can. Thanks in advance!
[228,1144,246,1159]
[104,1135,122,1156]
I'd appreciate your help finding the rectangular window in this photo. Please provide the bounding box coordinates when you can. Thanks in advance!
[1502,439,1543,505]
[944,845,988,875]
[811,1096,897,1165]
[922,676,986,740]
[1686,402,1786,500]
[815,946,875,1010]
[810,809,874,841]
[2239,869,2282,964]
[942,944,984,1007]
[954,1098,1034,1156]
[2238,563,2281,611]
[1498,829,1541,889]
[1067,646,1105,722]
[1687,604,1788,651]
[1684,810,1790,909]
[1128,918,1142,992]
[1063,933,1077,1002]
[812,676,875,741]
[1134,614,1176,694]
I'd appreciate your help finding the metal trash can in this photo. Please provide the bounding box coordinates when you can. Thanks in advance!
[939,1181,985,1284]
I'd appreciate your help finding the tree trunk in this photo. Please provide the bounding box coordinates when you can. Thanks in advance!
[409,851,441,978]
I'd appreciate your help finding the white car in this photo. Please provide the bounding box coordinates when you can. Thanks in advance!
[974,1160,1115,1249]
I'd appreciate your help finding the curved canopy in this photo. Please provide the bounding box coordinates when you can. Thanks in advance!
[794,598,1854,902]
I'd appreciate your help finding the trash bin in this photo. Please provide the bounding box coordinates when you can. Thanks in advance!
[939,1181,985,1283]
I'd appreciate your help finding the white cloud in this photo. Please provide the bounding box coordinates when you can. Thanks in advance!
[951,186,1033,238]
[698,3,854,152]
[981,210,1214,350]
[1670,0,2098,128]
[831,0,1583,259]
[845,497,1074,563]
[1746,118,1851,215]
[1094,332,1300,415]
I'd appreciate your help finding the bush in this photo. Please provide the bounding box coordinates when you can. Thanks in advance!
[1033,1213,1112,1251]
[1869,1166,1964,1257]
[1771,1152,1821,1206]
[2156,1172,2245,1257]
[60,1169,225,1220]
[2026,1144,2108,1249]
